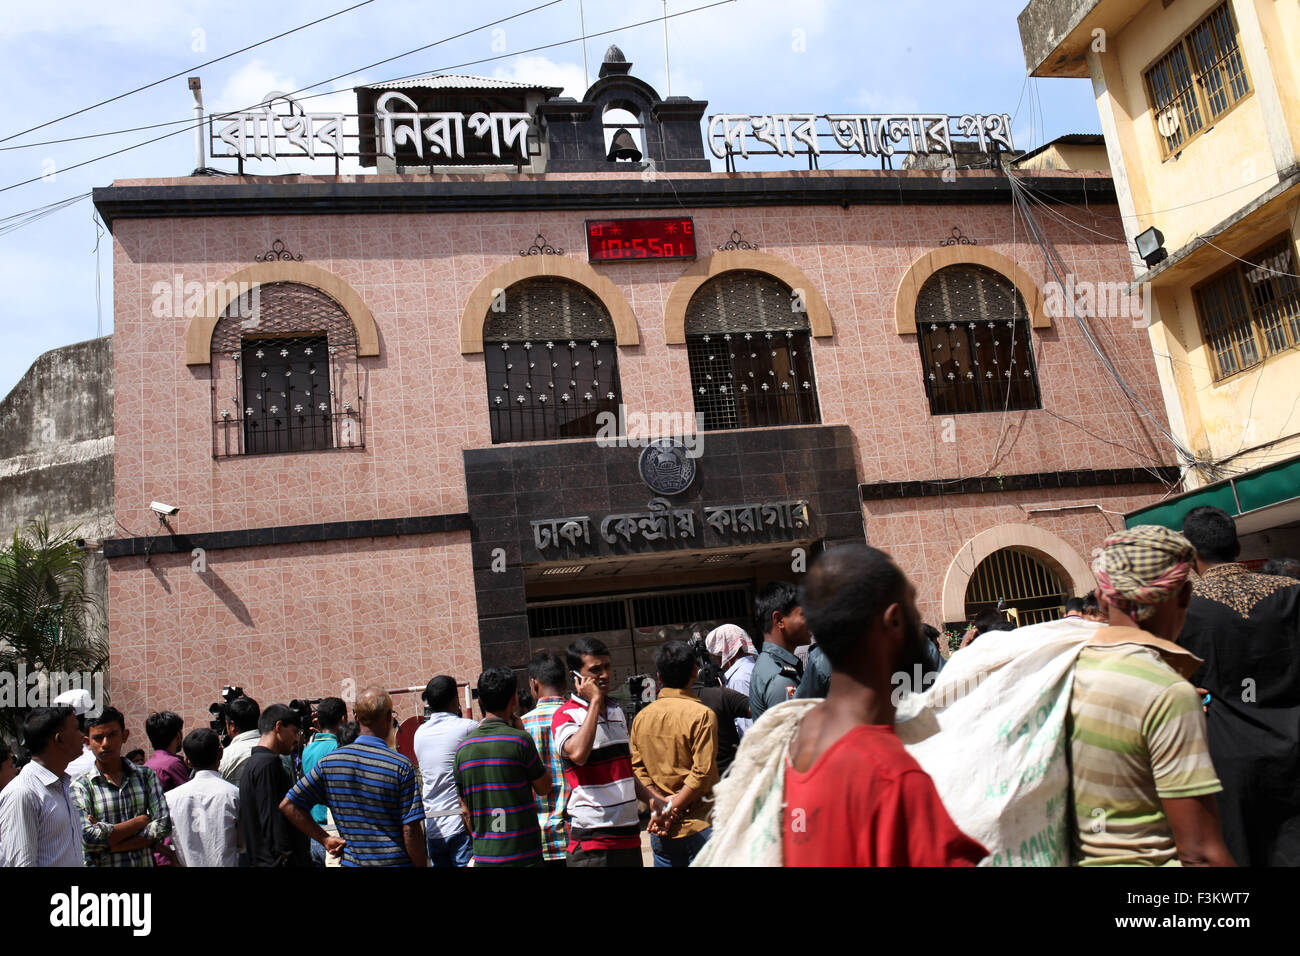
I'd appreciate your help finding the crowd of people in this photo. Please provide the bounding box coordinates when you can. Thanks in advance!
[0,504,1296,867]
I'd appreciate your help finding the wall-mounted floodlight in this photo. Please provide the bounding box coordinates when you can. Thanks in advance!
[1135,226,1168,268]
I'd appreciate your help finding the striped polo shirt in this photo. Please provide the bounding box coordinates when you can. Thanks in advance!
[552,695,640,852]
[1069,641,1221,866]
[286,735,424,867]
[453,719,547,866]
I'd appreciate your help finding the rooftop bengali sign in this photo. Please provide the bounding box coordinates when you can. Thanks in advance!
[207,90,1014,167]
[706,112,1015,160]
[209,91,536,164]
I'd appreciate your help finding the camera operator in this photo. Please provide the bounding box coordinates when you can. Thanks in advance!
[687,636,750,776]
[218,696,261,786]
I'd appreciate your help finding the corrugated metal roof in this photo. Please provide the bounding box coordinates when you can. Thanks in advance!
[355,74,563,93]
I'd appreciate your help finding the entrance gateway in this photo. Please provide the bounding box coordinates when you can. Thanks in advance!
[526,583,752,701]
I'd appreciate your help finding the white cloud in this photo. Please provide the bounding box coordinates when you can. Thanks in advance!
[491,55,590,100]
[0,1,195,46]
[853,89,921,113]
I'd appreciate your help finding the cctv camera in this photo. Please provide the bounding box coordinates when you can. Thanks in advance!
[150,502,180,516]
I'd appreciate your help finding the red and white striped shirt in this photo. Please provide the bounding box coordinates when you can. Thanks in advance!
[552,695,640,852]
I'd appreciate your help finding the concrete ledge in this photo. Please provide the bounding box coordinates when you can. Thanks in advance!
[103,512,471,558]
[93,174,1118,227]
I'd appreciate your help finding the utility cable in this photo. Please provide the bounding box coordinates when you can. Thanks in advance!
[0,0,377,144]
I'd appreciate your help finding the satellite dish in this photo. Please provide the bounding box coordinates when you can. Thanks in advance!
[1156,107,1180,139]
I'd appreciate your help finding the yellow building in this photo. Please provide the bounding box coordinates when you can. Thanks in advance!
[1020,0,1300,552]
[1010,133,1112,172]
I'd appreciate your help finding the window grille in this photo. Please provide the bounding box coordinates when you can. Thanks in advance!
[1194,237,1300,380]
[210,282,364,457]
[964,548,1067,626]
[915,265,1040,415]
[684,272,820,430]
[1144,2,1250,158]
[483,279,623,443]
[526,585,753,703]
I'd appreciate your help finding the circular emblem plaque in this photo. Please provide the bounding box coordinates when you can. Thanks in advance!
[638,439,696,496]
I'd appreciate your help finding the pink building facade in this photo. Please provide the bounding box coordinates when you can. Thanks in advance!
[94,68,1177,735]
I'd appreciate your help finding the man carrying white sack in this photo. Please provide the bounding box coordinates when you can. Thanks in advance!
[698,527,1235,867]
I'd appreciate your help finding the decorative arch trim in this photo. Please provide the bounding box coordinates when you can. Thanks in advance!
[894,246,1050,335]
[664,250,833,344]
[940,523,1095,624]
[459,257,639,354]
[185,262,379,366]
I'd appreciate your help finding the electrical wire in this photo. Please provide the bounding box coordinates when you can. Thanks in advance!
[0,0,734,195]
[0,0,377,145]
[0,191,90,238]
[1006,170,1202,473]
[92,209,105,338]
[1008,175,1176,486]
[1193,235,1300,280]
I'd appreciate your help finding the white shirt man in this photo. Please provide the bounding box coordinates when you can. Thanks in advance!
[165,770,241,867]
[412,708,478,848]
[0,708,86,867]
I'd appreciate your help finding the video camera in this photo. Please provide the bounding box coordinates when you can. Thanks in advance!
[687,635,724,687]
[207,685,246,747]
[288,698,322,737]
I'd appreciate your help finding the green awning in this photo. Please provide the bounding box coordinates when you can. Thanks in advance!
[1125,453,1300,531]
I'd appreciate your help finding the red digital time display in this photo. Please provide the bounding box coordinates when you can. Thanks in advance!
[586,217,696,263]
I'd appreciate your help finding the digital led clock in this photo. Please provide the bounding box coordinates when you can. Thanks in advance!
[586,217,696,263]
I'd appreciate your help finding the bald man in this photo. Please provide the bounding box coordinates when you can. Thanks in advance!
[282,687,427,867]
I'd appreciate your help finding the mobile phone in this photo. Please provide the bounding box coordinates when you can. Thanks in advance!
[571,670,584,684]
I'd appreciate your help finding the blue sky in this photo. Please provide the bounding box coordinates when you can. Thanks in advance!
[0,0,1101,399]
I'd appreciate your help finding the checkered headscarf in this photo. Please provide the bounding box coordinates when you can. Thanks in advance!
[705,624,756,664]
[1091,525,1196,622]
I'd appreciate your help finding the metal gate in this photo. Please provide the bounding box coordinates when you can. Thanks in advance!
[963,547,1068,626]
[526,584,753,697]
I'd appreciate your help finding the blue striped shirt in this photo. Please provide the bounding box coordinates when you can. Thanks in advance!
[286,735,424,867]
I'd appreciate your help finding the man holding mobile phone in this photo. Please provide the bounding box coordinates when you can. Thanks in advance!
[552,637,667,866]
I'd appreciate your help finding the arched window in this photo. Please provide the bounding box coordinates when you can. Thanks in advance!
[483,279,623,443]
[964,547,1068,626]
[684,271,820,430]
[210,282,364,457]
[916,265,1040,415]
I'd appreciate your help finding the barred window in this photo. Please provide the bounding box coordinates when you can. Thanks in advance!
[1194,237,1300,380]
[483,279,623,443]
[1144,2,1250,159]
[684,271,820,431]
[210,282,364,457]
[916,265,1040,416]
